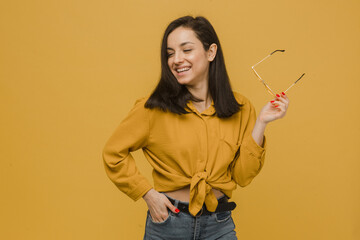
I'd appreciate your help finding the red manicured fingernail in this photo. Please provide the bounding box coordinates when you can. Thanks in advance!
[282,92,285,95]
[175,208,180,213]
[276,94,280,97]
[275,105,279,108]
[270,100,275,103]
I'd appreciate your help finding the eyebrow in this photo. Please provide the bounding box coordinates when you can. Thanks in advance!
[167,41,195,50]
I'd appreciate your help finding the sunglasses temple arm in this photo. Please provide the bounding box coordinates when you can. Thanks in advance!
[264,83,277,96]
[251,67,262,79]
[252,54,272,68]
[283,83,295,93]
[252,67,277,97]
[284,73,305,93]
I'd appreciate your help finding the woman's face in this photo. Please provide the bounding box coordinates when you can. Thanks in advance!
[166,27,216,87]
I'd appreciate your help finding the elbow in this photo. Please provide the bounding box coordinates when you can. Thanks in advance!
[237,177,254,188]
[102,144,122,168]
[233,169,259,187]
[236,159,265,187]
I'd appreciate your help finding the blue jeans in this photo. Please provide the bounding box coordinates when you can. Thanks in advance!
[143,193,237,240]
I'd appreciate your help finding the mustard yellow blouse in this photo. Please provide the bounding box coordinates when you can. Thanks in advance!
[102,91,266,216]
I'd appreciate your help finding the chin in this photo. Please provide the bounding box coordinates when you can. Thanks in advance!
[176,77,193,86]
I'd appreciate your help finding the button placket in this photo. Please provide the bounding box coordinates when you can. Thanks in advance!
[195,115,208,172]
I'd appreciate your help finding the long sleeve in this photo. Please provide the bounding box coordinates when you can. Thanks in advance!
[102,97,153,201]
[230,100,266,187]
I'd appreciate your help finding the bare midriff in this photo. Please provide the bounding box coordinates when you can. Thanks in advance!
[163,185,225,202]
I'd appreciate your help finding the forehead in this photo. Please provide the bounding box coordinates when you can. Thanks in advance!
[167,27,200,47]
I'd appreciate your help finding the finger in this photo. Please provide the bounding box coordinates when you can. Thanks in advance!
[275,94,289,108]
[271,102,285,113]
[165,199,180,214]
[275,105,285,112]
[270,100,284,108]
[149,210,161,222]
[270,100,279,106]
[275,99,286,107]
[149,203,169,221]
[150,208,169,222]
[275,104,287,117]
[275,104,286,112]
[281,92,290,102]
[160,212,169,222]
[276,93,286,101]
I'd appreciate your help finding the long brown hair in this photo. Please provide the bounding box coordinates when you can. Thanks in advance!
[145,16,241,118]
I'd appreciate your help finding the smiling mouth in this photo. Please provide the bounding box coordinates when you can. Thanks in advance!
[176,67,191,73]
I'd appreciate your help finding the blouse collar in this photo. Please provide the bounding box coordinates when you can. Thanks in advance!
[186,100,216,116]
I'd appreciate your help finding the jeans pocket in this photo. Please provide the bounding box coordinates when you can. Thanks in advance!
[147,209,172,225]
[214,210,232,223]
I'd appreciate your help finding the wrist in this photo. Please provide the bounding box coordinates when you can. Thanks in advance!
[142,188,154,200]
[256,117,268,128]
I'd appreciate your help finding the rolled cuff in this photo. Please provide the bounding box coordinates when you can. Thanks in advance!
[127,179,153,201]
[242,134,266,160]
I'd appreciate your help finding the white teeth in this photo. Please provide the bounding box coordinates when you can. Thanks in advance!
[176,67,190,73]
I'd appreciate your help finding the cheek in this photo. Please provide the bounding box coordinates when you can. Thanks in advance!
[190,52,207,66]
[167,58,173,70]
[187,53,197,62]
[192,56,209,72]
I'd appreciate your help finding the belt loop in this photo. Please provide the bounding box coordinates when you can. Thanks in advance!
[173,199,179,208]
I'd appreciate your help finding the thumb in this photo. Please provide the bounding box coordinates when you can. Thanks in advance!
[165,199,180,214]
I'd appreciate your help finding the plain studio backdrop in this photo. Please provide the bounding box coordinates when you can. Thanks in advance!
[0,0,359,239]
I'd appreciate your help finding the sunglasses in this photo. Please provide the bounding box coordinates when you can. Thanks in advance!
[251,50,305,97]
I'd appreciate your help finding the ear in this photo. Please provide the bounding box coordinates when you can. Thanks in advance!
[207,43,217,62]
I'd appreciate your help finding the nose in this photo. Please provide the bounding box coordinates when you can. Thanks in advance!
[173,51,184,64]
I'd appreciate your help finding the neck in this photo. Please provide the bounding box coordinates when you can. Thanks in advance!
[186,82,212,109]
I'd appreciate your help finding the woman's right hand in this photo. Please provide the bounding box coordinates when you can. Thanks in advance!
[142,188,180,222]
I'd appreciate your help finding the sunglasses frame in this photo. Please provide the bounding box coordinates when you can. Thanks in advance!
[251,50,305,97]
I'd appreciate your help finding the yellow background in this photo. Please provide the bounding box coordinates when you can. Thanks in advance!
[1,0,359,239]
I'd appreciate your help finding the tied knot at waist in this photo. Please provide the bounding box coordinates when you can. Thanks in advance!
[189,171,218,216]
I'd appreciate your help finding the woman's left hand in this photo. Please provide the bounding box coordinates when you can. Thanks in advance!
[258,92,290,124]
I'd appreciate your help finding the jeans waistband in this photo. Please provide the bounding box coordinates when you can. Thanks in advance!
[160,192,229,205]
[160,192,235,216]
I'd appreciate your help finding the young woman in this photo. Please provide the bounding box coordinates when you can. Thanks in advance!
[102,16,289,240]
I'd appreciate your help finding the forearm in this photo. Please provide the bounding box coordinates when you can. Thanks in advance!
[251,117,267,147]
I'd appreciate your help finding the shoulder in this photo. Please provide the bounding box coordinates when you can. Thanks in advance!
[232,91,253,108]
[132,94,162,118]
[125,95,152,116]
[132,92,156,110]
[134,94,151,106]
